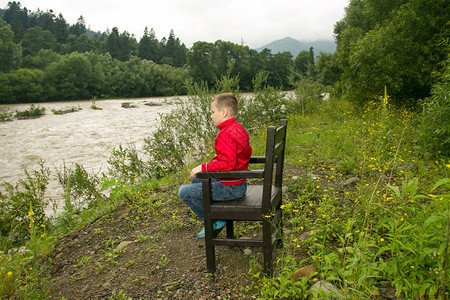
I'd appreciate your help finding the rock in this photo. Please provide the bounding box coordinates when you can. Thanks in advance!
[310,280,338,299]
[292,265,317,280]
[116,241,133,251]
[378,285,399,299]
[144,102,163,106]
[292,176,298,180]
[309,173,319,180]
[114,207,130,221]
[243,248,252,255]
[341,177,360,186]
[299,231,312,241]
[121,102,137,108]
[397,161,417,171]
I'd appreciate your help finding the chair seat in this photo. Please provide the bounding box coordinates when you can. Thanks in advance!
[210,185,281,221]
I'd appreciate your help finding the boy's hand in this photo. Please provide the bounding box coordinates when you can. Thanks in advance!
[190,165,202,178]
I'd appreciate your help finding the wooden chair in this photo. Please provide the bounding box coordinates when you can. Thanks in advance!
[196,119,287,276]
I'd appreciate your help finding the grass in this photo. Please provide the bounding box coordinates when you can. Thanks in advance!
[252,99,449,299]
[0,95,448,299]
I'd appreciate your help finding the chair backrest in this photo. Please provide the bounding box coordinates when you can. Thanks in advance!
[261,119,287,213]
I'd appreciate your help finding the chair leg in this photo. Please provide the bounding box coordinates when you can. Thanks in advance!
[204,219,216,273]
[262,218,273,277]
[226,220,234,239]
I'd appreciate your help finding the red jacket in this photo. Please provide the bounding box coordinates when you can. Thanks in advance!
[202,118,252,185]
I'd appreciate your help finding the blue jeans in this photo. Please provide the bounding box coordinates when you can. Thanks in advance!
[179,177,247,221]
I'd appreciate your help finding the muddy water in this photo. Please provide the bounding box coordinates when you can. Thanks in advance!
[0,97,178,211]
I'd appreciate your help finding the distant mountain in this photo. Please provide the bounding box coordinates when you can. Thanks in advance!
[255,37,336,58]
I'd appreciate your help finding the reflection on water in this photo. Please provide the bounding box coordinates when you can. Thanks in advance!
[0,97,177,209]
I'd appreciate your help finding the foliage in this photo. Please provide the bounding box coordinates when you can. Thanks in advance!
[55,162,104,213]
[238,70,288,133]
[418,46,450,158]
[107,144,148,183]
[143,80,218,177]
[0,162,50,245]
[51,105,82,115]
[259,97,449,298]
[334,0,449,104]
[143,72,287,178]
[289,75,326,115]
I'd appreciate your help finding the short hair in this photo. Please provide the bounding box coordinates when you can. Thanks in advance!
[212,93,238,117]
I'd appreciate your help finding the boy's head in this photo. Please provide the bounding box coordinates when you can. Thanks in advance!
[210,93,238,126]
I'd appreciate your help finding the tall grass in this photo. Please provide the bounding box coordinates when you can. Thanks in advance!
[257,97,448,299]
[0,74,448,298]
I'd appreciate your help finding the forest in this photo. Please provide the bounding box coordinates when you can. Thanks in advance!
[1,0,447,105]
[0,1,319,103]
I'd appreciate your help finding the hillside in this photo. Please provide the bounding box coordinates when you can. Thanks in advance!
[255,37,336,57]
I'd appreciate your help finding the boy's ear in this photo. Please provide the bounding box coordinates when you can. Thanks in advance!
[221,107,229,117]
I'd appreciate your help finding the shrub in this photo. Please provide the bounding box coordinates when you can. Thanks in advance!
[0,162,50,245]
[55,163,103,213]
[14,104,45,118]
[418,50,450,158]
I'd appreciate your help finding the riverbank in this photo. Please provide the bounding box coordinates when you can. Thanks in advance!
[1,96,448,299]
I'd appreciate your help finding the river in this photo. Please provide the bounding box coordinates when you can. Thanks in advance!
[0,97,178,212]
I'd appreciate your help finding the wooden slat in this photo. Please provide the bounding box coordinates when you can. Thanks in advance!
[196,169,264,179]
[250,156,265,164]
[212,238,263,248]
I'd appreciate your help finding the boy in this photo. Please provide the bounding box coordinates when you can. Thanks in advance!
[179,93,252,239]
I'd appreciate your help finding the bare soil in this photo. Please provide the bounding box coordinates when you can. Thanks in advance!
[47,185,270,299]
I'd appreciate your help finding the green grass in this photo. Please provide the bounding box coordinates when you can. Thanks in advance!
[255,99,449,299]
[0,96,448,299]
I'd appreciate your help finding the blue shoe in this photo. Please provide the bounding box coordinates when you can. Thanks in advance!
[196,221,226,239]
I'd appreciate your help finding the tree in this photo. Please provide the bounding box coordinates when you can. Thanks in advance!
[69,15,86,36]
[187,41,220,85]
[159,29,187,67]
[294,50,310,76]
[0,17,21,71]
[105,27,120,59]
[2,1,28,42]
[44,52,93,100]
[315,52,341,86]
[334,0,449,103]
[138,27,159,62]
[22,49,60,69]
[54,13,68,43]
[104,27,136,61]
[64,33,97,54]
[267,51,293,89]
[21,26,57,57]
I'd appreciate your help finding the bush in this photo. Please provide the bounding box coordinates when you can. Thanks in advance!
[14,104,45,118]
[418,51,450,158]
[55,163,104,213]
[290,76,326,115]
[142,72,288,178]
[0,162,50,245]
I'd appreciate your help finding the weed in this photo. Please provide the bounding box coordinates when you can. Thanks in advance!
[51,106,82,115]
[14,104,46,118]
[90,101,103,110]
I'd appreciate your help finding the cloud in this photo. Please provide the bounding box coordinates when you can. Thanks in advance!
[0,0,349,48]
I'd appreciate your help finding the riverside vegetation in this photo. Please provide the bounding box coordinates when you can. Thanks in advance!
[0,68,448,299]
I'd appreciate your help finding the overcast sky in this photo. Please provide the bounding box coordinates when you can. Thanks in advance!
[1,0,350,48]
